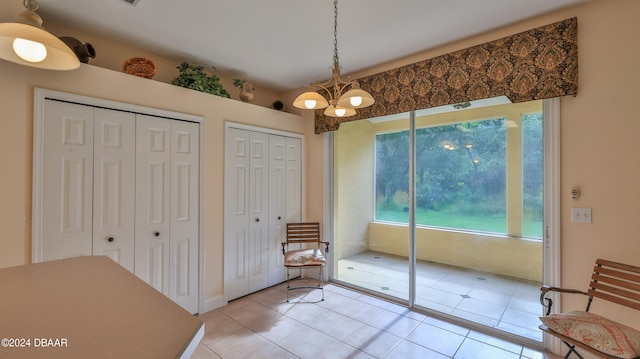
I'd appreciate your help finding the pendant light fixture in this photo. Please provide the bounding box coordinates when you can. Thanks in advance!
[0,0,80,70]
[293,0,374,118]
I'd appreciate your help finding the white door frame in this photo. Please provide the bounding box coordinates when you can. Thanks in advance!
[32,88,205,313]
[542,97,562,353]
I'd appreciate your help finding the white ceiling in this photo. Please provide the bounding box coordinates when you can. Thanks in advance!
[37,0,588,92]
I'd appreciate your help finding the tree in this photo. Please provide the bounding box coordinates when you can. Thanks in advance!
[376,118,507,221]
[375,131,409,209]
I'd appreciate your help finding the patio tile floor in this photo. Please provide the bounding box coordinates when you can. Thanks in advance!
[336,251,543,342]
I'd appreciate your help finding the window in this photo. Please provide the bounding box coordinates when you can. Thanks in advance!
[375,114,542,239]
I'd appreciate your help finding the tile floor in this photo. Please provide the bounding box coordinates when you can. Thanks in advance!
[337,251,543,341]
[192,281,559,359]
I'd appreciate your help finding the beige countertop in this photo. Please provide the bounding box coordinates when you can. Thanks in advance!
[0,256,203,358]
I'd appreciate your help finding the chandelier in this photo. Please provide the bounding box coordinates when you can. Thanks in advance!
[0,0,80,70]
[293,0,374,117]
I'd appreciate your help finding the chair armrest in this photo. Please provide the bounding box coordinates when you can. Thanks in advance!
[281,241,329,256]
[321,241,329,256]
[540,285,590,315]
[541,285,589,295]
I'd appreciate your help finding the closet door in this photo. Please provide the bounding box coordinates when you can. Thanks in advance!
[35,93,202,314]
[248,131,270,292]
[224,128,251,300]
[170,121,200,313]
[92,108,136,272]
[285,137,302,223]
[268,136,302,285]
[224,127,302,300]
[41,100,94,261]
[135,115,171,296]
[224,128,270,299]
[268,135,288,286]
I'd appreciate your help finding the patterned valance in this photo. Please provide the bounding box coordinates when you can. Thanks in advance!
[315,17,578,134]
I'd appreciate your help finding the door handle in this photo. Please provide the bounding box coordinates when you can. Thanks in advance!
[255,218,260,222]
[154,231,160,237]
[107,237,114,242]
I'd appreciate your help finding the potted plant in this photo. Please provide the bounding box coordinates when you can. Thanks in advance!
[172,62,230,98]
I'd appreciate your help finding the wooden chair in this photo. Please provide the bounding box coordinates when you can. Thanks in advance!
[281,222,329,302]
[539,259,640,359]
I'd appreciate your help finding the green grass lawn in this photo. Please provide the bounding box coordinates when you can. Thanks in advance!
[376,208,542,239]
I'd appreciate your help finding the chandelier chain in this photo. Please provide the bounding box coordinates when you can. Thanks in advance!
[333,0,340,71]
[292,0,374,116]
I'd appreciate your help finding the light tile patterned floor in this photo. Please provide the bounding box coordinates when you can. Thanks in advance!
[192,282,559,359]
[337,251,543,341]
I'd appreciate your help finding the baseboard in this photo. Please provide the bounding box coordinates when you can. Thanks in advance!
[202,295,227,313]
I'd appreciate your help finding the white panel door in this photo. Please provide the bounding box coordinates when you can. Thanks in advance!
[92,108,136,272]
[169,120,199,313]
[42,100,94,261]
[268,135,288,286]
[135,115,171,296]
[248,131,270,292]
[285,137,302,223]
[224,127,302,300]
[272,136,302,284]
[224,128,251,301]
[36,93,202,315]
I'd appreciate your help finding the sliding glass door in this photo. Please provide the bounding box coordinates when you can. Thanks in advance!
[332,99,546,342]
[333,115,410,301]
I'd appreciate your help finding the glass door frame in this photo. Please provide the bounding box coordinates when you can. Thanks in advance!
[324,98,561,351]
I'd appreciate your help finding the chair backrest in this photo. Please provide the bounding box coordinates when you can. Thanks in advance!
[589,259,640,310]
[286,222,321,244]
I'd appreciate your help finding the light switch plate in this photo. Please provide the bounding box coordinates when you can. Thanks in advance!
[571,208,592,223]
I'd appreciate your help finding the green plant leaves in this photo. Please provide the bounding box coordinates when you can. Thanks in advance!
[172,62,230,98]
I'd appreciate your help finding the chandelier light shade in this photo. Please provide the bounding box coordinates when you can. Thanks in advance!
[292,0,374,118]
[293,86,330,110]
[336,81,375,109]
[0,0,80,70]
[323,100,356,117]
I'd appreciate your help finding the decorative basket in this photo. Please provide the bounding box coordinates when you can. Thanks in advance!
[123,57,156,79]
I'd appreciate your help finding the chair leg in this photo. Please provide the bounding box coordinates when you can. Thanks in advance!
[284,266,325,302]
[319,266,324,301]
[562,341,584,359]
[286,267,290,303]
